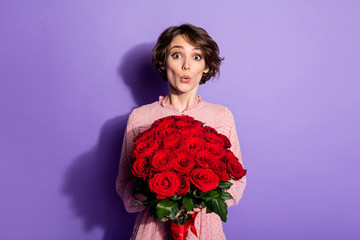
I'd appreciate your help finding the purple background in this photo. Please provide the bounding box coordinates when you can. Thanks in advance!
[1,1,359,239]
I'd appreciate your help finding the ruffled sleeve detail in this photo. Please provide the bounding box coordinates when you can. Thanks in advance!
[116,111,146,213]
[223,107,247,207]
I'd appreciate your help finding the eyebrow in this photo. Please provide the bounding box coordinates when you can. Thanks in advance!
[169,45,202,51]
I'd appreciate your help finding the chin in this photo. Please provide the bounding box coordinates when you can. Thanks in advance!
[175,86,195,94]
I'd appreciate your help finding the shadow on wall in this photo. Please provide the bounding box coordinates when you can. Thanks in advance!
[62,43,168,239]
[121,42,168,106]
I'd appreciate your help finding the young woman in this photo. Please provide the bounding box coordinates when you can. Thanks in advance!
[116,24,246,240]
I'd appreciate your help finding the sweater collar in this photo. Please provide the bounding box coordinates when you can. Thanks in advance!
[158,95,203,113]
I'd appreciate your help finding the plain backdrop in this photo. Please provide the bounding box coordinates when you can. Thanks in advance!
[1,0,359,239]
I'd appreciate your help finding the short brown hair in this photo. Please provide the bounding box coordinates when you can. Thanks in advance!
[152,24,224,84]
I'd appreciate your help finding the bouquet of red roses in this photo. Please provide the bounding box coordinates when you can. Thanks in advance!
[131,115,246,240]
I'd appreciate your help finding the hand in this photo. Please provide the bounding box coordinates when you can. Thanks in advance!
[187,205,203,215]
[133,193,147,201]
[175,205,203,218]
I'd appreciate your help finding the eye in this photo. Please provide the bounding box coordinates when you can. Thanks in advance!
[193,54,202,61]
[171,53,181,59]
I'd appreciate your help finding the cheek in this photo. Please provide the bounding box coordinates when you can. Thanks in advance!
[165,58,177,68]
[165,62,175,73]
[193,62,206,73]
[166,68,176,81]
[165,62,181,79]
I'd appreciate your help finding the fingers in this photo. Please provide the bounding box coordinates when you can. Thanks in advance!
[187,206,203,214]
[175,207,185,218]
[173,205,204,218]
[192,207,202,212]
[133,193,147,201]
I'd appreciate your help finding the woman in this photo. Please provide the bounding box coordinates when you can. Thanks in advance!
[116,24,246,240]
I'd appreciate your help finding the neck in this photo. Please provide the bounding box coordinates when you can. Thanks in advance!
[164,89,199,113]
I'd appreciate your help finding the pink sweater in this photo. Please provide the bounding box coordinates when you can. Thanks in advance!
[116,96,246,240]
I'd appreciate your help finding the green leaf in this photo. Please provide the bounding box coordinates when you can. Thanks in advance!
[149,201,158,220]
[171,194,183,201]
[133,200,145,206]
[160,217,169,222]
[218,181,233,190]
[200,190,220,201]
[183,197,194,211]
[198,201,206,208]
[193,189,201,198]
[168,210,178,220]
[204,200,213,213]
[211,198,228,222]
[156,199,179,219]
[219,192,233,200]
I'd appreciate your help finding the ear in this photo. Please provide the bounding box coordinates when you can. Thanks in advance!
[203,67,209,74]
[161,65,166,70]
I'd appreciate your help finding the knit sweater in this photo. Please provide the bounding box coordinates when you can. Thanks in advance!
[116,96,246,240]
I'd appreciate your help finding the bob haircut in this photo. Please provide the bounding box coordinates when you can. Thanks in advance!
[152,24,224,84]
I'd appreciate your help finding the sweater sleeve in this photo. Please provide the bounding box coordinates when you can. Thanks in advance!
[223,108,247,208]
[116,111,146,213]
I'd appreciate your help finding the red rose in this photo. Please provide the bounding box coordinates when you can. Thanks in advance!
[148,172,180,199]
[150,150,174,171]
[218,171,230,181]
[147,169,156,180]
[133,131,144,143]
[204,125,217,134]
[157,117,176,130]
[218,133,231,149]
[176,115,195,123]
[159,127,179,137]
[173,151,195,174]
[193,120,203,128]
[161,128,182,149]
[134,128,156,144]
[211,160,229,181]
[205,142,226,160]
[211,160,226,175]
[175,174,190,196]
[151,115,175,128]
[187,149,198,162]
[226,151,246,180]
[195,149,213,168]
[184,137,205,151]
[225,151,236,160]
[175,120,193,129]
[181,128,196,137]
[151,117,166,128]
[132,157,150,179]
[190,168,219,193]
[174,114,194,126]
[205,132,228,148]
[181,126,206,138]
[132,139,160,158]
[162,135,182,149]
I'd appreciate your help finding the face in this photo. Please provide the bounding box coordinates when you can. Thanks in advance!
[162,34,209,95]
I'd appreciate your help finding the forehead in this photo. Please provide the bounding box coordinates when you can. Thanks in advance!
[169,35,200,50]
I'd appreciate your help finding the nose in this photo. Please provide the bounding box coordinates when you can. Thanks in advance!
[182,57,190,70]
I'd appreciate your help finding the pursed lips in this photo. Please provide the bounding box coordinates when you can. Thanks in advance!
[180,75,191,83]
